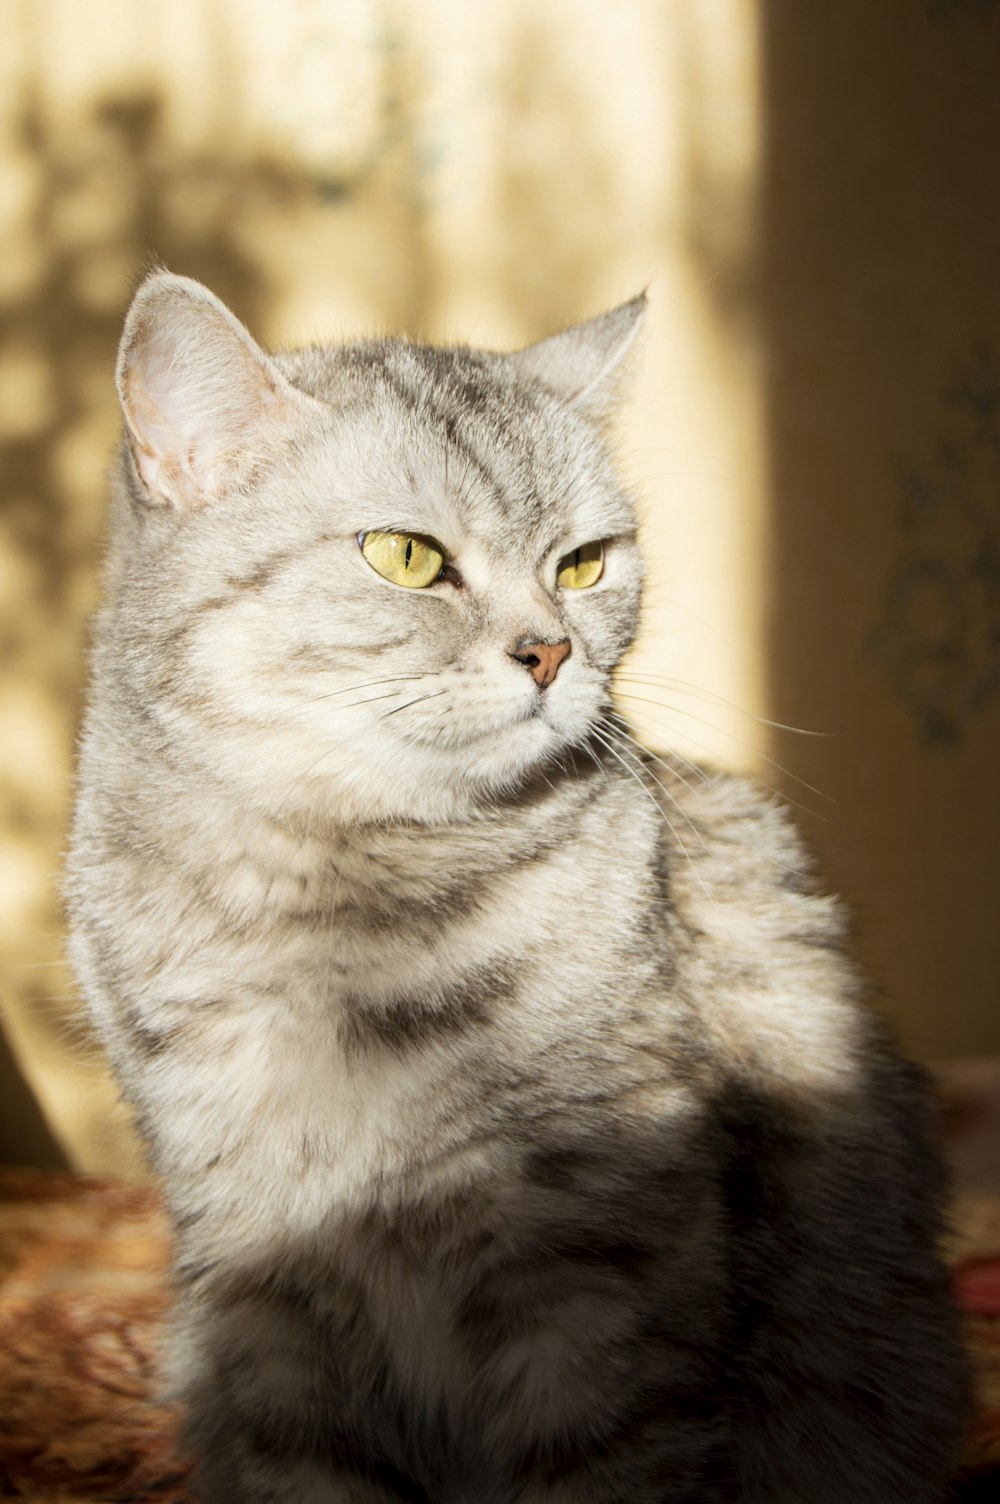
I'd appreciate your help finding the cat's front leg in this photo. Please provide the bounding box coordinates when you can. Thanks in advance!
[171,1256,439,1504]
[510,1480,729,1504]
[717,1065,966,1504]
[192,1448,415,1504]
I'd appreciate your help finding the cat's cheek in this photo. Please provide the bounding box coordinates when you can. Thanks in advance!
[150,602,270,720]
[568,600,640,674]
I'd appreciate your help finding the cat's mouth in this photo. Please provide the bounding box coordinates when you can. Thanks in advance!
[394,695,562,756]
[477,690,574,738]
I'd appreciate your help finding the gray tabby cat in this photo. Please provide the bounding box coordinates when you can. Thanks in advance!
[67,271,965,1503]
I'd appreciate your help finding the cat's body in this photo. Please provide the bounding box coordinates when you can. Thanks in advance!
[67,273,965,1502]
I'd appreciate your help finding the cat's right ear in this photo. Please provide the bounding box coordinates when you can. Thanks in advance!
[116,271,318,510]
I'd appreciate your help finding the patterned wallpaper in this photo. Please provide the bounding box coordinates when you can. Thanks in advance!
[872,347,1000,747]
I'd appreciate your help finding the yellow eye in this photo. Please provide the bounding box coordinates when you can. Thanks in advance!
[557,540,604,590]
[360,530,445,589]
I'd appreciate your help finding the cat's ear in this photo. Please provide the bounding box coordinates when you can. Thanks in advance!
[508,293,647,422]
[116,271,318,510]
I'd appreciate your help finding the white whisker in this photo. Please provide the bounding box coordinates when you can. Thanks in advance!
[613,689,832,811]
[589,723,712,901]
[297,674,426,709]
[602,711,712,793]
[596,720,712,859]
[615,670,831,738]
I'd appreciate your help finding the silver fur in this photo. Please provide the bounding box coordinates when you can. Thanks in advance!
[67,273,965,1502]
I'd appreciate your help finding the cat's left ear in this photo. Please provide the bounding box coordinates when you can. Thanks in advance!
[508,293,647,422]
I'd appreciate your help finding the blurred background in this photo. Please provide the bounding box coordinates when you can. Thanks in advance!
[1,0,998,1176]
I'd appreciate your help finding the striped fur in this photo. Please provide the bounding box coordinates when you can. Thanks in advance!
[67,273,965,1502]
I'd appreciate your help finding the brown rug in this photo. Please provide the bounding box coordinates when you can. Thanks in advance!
[1,1165,999,1501]
[0,1170,189,1502]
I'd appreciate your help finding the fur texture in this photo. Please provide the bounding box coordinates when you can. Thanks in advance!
[67,273,966,1502]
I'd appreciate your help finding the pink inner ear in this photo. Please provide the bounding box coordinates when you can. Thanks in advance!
[117,279,298,511]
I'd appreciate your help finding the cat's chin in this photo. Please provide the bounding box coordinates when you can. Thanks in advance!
[447,719,606,811]
[437,703,585,776]
[363,718,576,822]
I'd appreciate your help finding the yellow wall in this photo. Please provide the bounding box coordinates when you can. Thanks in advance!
[0,0,997,1174]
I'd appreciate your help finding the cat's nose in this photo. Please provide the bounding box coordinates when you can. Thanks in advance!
[510,638,571,689]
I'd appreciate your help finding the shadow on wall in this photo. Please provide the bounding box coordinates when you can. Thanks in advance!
[0,86,301,1168]
[758,0,1000,1058]
[1,87,285,574]
[0,25,666,1169]
[0,1038,64,1169]
[2,3,764,1171]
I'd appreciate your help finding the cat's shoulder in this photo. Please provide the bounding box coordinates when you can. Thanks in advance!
[638,745,849,956]
[639,747,820,883]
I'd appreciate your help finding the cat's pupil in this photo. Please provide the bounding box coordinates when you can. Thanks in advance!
[405,538,413,568]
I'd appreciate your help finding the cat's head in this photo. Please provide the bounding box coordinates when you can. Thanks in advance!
[109,271,645,824]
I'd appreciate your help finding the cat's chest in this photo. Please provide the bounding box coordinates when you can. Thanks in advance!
[140,901,531,1230]
[129,800,667,1234]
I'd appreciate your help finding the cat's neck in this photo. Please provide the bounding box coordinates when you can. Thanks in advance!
[115,737,615,931]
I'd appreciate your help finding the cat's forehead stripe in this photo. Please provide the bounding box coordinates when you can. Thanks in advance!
[373,357,513,514]
[280,337,626,544]
[335,343,585,524]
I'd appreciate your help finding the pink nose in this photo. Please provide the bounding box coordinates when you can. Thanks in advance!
[510,638,571,689]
